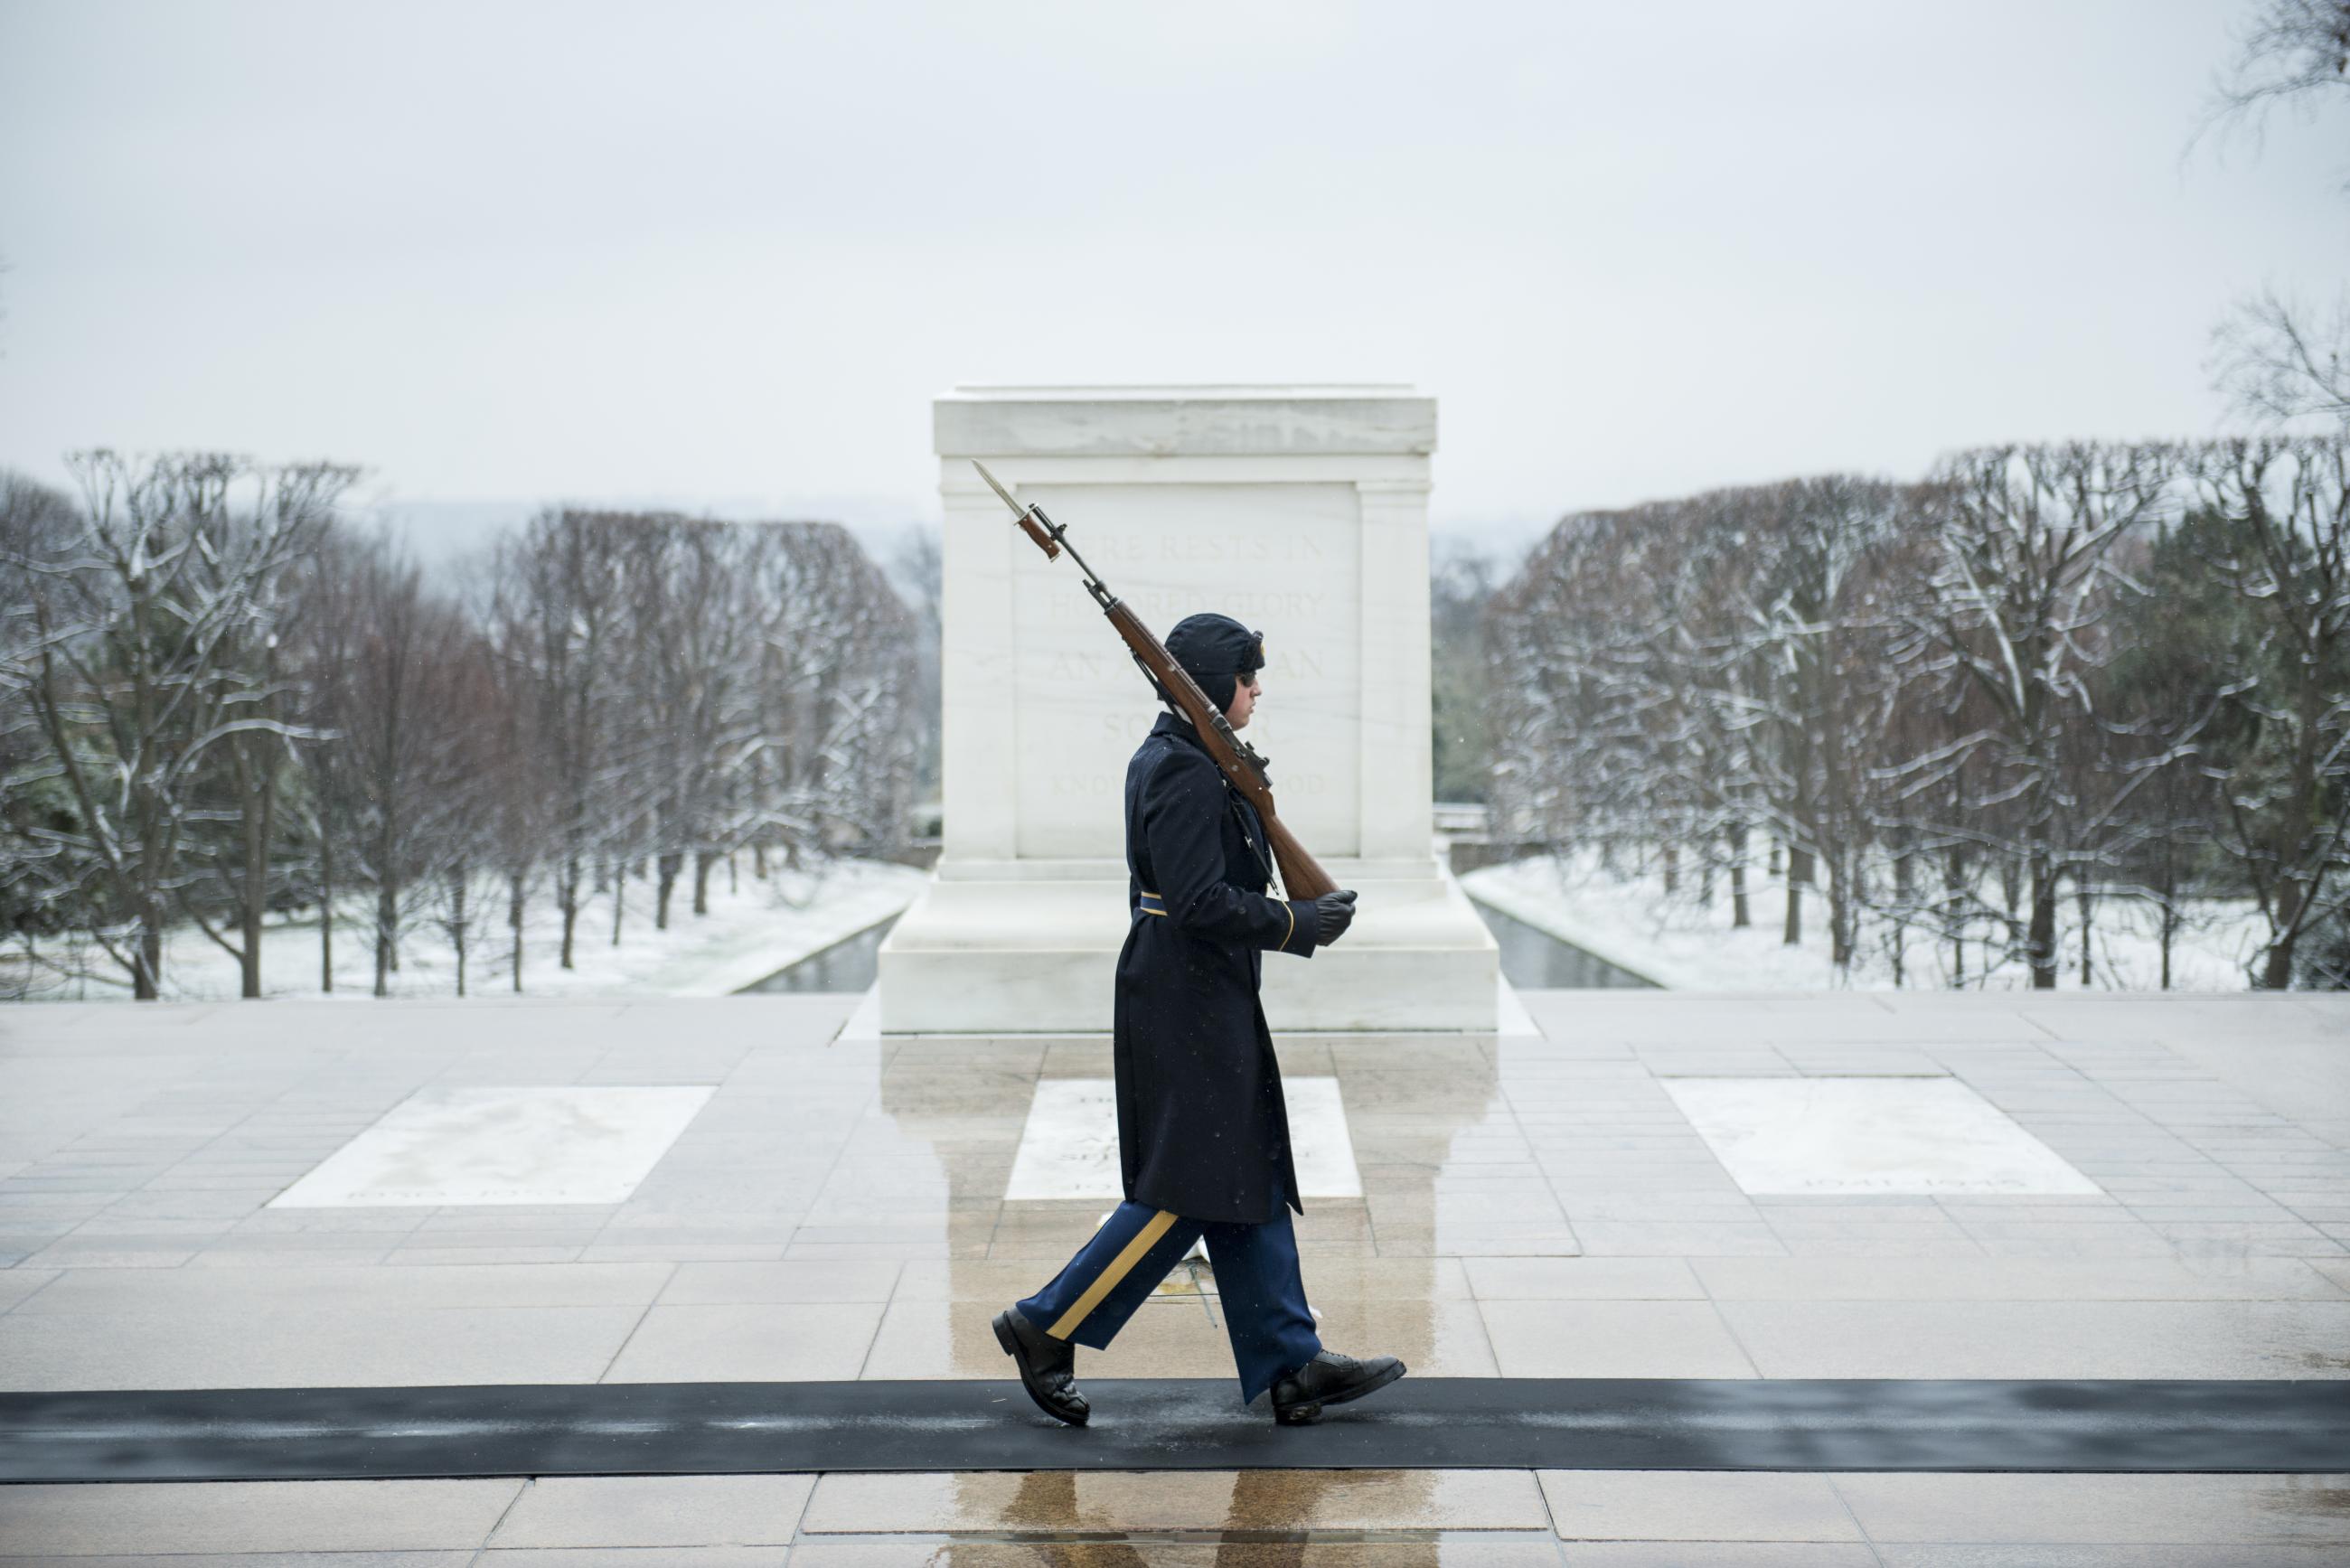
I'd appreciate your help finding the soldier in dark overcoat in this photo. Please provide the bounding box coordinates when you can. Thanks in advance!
[995,613,1405,1428]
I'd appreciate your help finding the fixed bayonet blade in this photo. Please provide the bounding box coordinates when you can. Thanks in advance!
[973,461,1023,517]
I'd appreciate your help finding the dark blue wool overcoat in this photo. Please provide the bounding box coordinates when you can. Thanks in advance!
[1114,710,1321,1224]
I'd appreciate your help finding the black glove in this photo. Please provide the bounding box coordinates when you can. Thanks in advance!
[1313,889,1358,945]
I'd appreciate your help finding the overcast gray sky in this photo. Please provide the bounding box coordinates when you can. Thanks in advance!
[1,0,2343,559]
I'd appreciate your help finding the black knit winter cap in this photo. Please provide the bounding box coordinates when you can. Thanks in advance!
[1164,612,1265,714]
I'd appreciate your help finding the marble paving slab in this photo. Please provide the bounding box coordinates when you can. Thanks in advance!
[267,1086,715,1207]
[1004,1076,1360,1200]
[1661,1077,2102,1197]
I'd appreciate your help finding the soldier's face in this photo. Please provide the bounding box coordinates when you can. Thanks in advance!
[1228,670,1262,728]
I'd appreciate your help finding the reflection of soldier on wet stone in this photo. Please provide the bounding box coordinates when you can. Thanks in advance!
[994,614,1405,1427]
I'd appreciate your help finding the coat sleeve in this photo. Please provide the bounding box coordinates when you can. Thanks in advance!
[1142,750,1318,958]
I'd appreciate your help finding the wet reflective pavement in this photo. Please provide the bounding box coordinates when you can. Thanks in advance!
[735,900,1652,994]
[1,991,2346,1557]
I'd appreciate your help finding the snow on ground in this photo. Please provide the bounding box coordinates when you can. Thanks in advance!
[5,858,929,1003]
[1461,850,2273,991]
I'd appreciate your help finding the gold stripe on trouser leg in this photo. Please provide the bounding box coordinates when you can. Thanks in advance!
[1047,1208,1180,1339]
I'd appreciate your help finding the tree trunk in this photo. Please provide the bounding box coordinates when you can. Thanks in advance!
[320,832,335,994]
[2260,659,2327,990]
[656,851,682,930]
[2261,878,2306,989]
[727,852,738,896]
[611,857,625,946]
[693,850,716,915]
[2077,880,2094,987]
[559,856,579,971]
[1944,842,1966,988]
[1783,845,1810,946]
[509,871,526,993]
[374,877,398,998]
[1892,843,1915,990]
[2157,846,2177,992]
[240,744,268,1000]
[1728,822,1750,929]
[1661,842,1678,896]
[449,866,469,998]
[2261,931,2299,989]
[135,915,161,1001]
[1828,852,1855,970]
[2026,855,2058,991]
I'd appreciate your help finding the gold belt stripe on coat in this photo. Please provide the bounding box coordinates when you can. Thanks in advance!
[1140,890,1293,944]
[1047,1208,1180,1338]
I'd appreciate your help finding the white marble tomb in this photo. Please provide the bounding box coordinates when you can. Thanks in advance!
[877,385,1499,1034]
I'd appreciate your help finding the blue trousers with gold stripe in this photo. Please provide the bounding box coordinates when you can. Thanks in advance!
[1017,1201,1321,1404]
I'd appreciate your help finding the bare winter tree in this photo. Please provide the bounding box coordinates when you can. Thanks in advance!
[2204,0,2350,140]
[738,522,919,865]
[477,591,550,993]
[2203,3,2350,432]
[1885,445,2183,988]
[183,471,356,997]
[888,523,943,807]
[284,524,371,992]
[617,518,757,928]
[2216,289,2350,428]
[0,471,86,981]
[428,625,504,998]
[484,512,917,974]
[1484,505,1666,858]
[1703,478,1918,967]
[492,511,629,971]
[1483,525,1581,848]
[2101,504,2251,988]
[4,487,922,1002]
[2186,436,2350,985]
[324,540,490,996]
[1490,479,1925,974]
[14,453,352,998]
[1431,538,1500,804]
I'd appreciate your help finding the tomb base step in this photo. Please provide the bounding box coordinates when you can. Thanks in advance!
[876,864,1498,1033]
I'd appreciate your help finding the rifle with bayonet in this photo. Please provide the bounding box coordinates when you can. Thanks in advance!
[973,460,1340,902]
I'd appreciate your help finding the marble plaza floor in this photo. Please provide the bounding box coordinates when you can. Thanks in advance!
[1,990,2347,1562]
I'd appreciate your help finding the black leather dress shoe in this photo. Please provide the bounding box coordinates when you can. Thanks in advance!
[993,1307,1089,1426]
[1270,1348,1406,1426]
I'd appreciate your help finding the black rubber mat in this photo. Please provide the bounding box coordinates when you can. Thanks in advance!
[6,1379,2345,1481]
